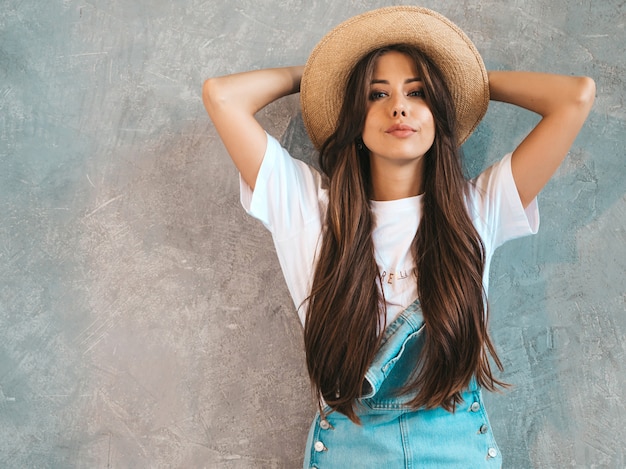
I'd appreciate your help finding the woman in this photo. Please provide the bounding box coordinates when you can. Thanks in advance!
[203,6,594,468]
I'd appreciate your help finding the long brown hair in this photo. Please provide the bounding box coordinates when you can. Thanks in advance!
[304,44,505,423]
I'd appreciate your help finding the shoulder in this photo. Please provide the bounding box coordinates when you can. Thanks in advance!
[465,153,540,252]
[466,153,520,211]
[241,132,327,237]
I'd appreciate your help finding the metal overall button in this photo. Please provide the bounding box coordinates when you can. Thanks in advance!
[479,423,488,434]
[487,447,498,459]
[319,419,332,430]
[470,401,481,412]
[314,441,326,452]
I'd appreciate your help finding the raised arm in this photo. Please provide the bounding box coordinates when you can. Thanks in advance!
[203,66,304,189]
[488,71,596,208]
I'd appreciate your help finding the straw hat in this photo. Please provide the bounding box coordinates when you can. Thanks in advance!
[300,6,489,149]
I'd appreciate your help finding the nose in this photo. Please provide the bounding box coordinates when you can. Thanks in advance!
[391,95,408,117]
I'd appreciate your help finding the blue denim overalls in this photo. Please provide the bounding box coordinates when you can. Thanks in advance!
[303,300,502,468]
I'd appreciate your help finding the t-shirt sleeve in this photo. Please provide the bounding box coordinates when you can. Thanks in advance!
[239,132,325,240]
[468,152,540,254]
[238,133,325,322]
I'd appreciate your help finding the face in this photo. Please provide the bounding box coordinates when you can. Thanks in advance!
[361,51,436,165]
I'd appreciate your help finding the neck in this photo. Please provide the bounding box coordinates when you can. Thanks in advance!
[369,156,425,201]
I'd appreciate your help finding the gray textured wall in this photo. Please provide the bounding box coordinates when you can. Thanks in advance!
[1,0,624,467]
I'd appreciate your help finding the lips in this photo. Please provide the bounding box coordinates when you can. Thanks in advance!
[385,123,416,137]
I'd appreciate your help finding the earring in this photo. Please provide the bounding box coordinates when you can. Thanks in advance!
[356,137,364,151]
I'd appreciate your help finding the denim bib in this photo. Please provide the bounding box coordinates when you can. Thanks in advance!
[304,300,502,468]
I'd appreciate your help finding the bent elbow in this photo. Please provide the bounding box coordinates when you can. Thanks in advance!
[576,76,596,109]
[202,77,229,115]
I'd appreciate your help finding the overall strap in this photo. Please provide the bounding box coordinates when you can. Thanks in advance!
[361,299,424,399]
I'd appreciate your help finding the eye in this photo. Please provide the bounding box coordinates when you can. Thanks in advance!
[408,89,425,98]
[369,90,388,100]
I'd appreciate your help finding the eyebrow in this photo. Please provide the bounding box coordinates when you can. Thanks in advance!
[370,77,422,85]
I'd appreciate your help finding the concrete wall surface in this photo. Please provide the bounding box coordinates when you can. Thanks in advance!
[1,0,624,467]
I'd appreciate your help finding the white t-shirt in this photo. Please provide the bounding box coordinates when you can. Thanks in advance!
[240,133,539,326]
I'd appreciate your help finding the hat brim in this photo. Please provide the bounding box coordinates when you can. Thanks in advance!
[300,6,489,150]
